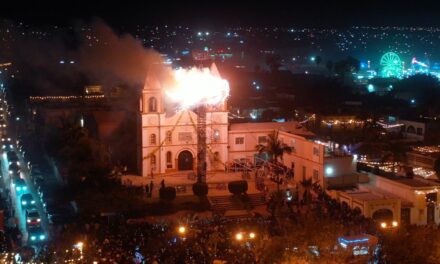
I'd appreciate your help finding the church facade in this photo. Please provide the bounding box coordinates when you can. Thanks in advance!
[140,64,229,177]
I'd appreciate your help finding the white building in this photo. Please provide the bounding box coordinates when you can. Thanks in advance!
[140,64,228,176]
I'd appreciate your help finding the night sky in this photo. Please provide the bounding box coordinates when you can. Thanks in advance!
[1,0,440,27]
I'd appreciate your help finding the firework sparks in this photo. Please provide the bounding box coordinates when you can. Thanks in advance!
[165,66,229,110]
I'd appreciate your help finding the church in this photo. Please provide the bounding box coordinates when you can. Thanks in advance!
[140,63,331,187]
[140,63,229,177]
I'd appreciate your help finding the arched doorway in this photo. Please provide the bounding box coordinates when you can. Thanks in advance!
[372,208,393,222]
[178,151,193,171]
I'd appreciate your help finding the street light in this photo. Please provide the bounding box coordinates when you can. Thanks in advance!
[392,221,398,227]
[235,233,243,241]
[249,232,256,239]
[380,222,387,229]
[178,226,186,235]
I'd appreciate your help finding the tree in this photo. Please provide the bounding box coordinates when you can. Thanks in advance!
[256,130,294,163]
[256,130,294,192]
[435,158,440,181]
[45,114,112,186]
[334,56,360,77]
[381,226,440,264]
[192,182,208,202]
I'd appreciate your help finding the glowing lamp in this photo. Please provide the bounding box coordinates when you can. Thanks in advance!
[235,233,243,241]
[178,226,186,234]
[325,167,334,176]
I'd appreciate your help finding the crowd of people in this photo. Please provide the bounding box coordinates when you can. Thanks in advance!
[33,215,268,263]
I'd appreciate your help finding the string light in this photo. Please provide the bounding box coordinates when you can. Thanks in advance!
[321,119,364,126]
[412,145,440,154]
[415,188,438,195]
[29,95,105,102]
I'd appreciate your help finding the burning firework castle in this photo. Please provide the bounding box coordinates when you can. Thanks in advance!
[140,63,229,176]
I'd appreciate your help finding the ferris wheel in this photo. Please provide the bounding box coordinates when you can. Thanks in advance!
[380,52,403,78]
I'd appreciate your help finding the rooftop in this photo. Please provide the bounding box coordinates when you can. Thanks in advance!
[229,121,314,136]
[342,189,400,202]
[391,177,440,188]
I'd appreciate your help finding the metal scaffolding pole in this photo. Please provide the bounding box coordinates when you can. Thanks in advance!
[196,105,207,183]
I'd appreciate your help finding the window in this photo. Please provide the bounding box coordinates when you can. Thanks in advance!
[235,137,244,145]
[166,151,172,168]
[148,97,157,112]
[150,134,157,145]
[151,154,156,167]
[313,147,320,157]
[166,130,172,143]
[313,169,319,181]
[213,129,220,142]
[258,136,267,144]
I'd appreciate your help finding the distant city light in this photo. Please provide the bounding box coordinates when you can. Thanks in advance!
[310,56,316,62]
[197,32,202,36]
[411,99,416,104]
[226,32,231,36]
[59,60,65,64]
[70,60,75,64]
[205,32,210,36]
[367,84,375,93]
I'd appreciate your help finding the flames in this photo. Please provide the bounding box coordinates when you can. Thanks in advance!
[165,67,229,110]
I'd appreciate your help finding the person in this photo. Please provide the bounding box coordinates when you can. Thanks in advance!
[160,179,165,189]
[150,181,154,197]
[151,167,154,179]
[145,184,150,197]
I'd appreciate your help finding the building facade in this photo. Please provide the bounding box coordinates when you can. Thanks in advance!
[140,66,229,176]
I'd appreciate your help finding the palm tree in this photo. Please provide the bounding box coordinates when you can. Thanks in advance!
[256,130,294,163]
[256,130,294,192]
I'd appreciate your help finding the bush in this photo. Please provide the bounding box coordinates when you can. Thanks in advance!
[228,180,248,195]
[159,187,176,202]
[192,182,209,197]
